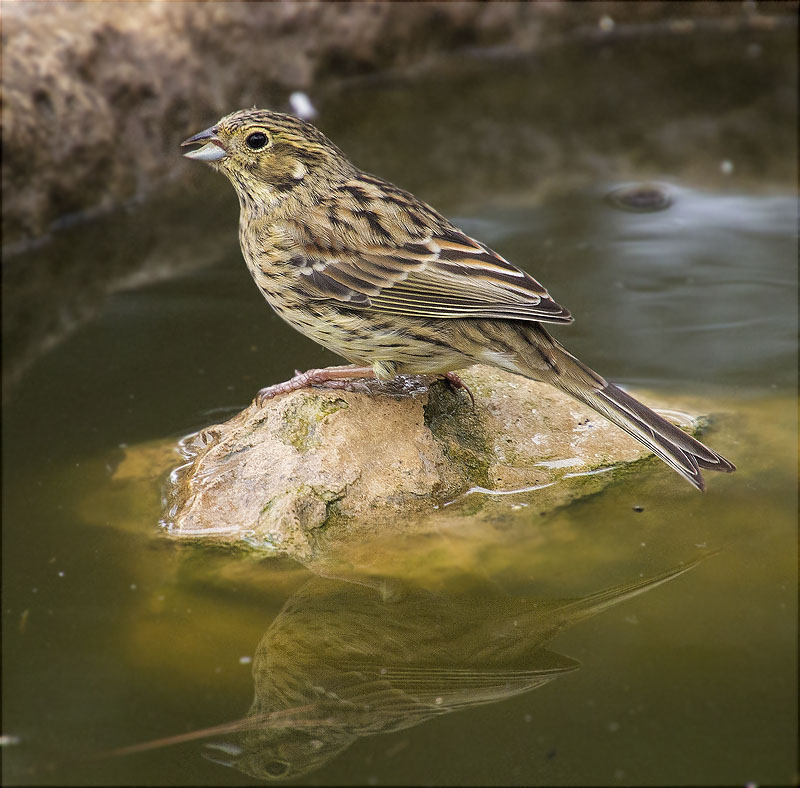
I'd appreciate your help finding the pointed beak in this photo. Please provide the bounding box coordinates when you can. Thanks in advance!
[181,126,228,162]
[201,741,242,767]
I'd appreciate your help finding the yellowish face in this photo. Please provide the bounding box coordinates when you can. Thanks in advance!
[182,109,350,199]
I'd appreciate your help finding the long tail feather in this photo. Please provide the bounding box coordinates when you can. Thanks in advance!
[552,551,718,622]
[513,327,736,491]
[580,380,734,490]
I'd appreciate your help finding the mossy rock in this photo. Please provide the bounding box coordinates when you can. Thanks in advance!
[157,365,712,561]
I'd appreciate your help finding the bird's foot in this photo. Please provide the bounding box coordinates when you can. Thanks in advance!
[441,371,475,406]
[256,365,376,406]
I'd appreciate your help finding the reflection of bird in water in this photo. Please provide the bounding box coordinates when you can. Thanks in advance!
[202,559,705,781]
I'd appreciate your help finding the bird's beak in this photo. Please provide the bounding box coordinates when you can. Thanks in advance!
[181,126,228,162]
[201,741,242,767]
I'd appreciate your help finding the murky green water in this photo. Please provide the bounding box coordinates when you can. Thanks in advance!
[3,32,797,786]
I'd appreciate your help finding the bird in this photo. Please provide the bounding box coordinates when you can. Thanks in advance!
[61,556,714,781]
[197,558,707,780]
[181,108,735,491]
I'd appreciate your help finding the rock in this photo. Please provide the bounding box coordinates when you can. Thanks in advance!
[162,365,706,561]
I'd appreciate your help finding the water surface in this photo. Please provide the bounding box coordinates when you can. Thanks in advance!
[2,31,797,786]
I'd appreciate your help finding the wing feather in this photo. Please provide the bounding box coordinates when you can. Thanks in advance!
[290,179,573,324]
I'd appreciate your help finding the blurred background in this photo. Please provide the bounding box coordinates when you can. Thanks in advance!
[2,0,795,391]
[2,2,797,786]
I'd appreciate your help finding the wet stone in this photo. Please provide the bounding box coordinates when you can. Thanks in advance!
[160,364,709,561]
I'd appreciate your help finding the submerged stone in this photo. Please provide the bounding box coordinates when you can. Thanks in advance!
[160,365,709,561]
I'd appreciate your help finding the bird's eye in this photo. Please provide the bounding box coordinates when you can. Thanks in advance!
[245,131,269,150]
[263,759,290,778]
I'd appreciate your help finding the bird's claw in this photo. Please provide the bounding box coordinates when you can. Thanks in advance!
[256,366,377,407]
[442,372,475,406]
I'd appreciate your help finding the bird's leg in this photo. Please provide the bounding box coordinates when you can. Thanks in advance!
[256,366,476,407]
[256,365,376,405]
[441,371,475,406]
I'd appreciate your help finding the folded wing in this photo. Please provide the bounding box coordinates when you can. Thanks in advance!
[290,178,573,324]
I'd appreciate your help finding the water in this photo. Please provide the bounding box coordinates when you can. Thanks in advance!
[2,32,797,786]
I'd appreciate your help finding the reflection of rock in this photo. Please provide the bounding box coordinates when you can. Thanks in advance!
[162,366,707,560]
[202,559,703,780]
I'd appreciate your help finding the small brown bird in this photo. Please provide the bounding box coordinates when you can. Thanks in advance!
[182,108,735,490]
[199,559,707,780]
[90,559,709,779]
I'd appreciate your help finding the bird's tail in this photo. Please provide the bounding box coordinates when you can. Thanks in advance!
[510,325,736,491]
[549,551,718,624]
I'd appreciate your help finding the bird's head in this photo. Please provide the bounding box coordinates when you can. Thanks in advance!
[181,108,355,208]
[202,725,353,782]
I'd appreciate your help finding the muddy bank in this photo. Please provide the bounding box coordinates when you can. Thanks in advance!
[3,1,791,248]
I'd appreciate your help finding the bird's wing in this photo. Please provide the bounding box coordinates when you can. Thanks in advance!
[332,650,580,718]
[246,657,577,740]
[290,178,573,324]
